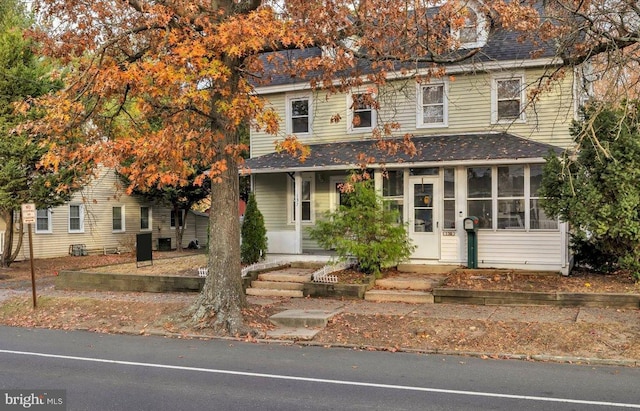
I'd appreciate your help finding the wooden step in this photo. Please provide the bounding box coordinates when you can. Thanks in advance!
[257,272,312,283]
[375,275,446,291]
[364,290,434,304]
[245,288,304,298]
[251,281,305,290]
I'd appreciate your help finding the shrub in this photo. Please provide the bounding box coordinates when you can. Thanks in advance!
[241,192,268,264]
[540,101,640,279]
[308,178,414,276]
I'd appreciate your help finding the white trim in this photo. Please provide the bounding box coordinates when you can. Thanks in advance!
[35,209,52,234]
[247,157,549,174]
[491,72,526,124]
[68,204,84,233]
[253,58,562,95]
[329,176,348,212]
[288,174,315,224]
[112,205,125,233]
[466,164,559,232]
[285,92,312,136]
[451,1,489,50]
[346,91,377,133]
[416,80,449,128]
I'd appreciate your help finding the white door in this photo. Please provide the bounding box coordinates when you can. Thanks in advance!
[409,176,440,259]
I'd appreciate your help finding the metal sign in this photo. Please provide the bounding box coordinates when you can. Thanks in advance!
[21,203,36,225]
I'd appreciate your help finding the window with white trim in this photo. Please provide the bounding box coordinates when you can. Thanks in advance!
[467,167,493,229]
[451,4,488,49]
[529,165,558,230]
[289,177,314,222]
[348,92,376,132]
[68,204,84,233]
[497,165,524,229]
[35,209,52,233]
[492,74,526,123]
[467,165,558,230]
[286,94,311,135]
[112,205,125,232]
[443,168,456,229]
[171,210,185,229]
[382,170,404,224]
[417,81,448,127]
[140,206,151,231]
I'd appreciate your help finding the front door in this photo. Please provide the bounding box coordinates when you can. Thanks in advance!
[409,176,440,259]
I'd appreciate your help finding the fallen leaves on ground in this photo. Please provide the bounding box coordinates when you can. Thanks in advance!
[1,254,639,363]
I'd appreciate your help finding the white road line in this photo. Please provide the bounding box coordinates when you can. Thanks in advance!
[2,349,639,408]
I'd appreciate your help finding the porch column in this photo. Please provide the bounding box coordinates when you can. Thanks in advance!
[294,172,303,254]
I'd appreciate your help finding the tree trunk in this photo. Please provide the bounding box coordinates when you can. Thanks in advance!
[191,129,247,335]
[1,209,22,268]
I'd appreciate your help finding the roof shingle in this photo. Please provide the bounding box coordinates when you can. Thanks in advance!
[244,133,564,172]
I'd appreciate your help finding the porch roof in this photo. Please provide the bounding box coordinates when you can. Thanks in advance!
[243,133,565,173]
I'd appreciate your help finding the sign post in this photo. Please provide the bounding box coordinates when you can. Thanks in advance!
[21,203,37,309]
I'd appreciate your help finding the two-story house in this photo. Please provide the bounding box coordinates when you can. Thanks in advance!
[246,4,586,274]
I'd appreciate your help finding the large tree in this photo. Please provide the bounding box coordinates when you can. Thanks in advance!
[0,0,88,267]
[24,0,640,333]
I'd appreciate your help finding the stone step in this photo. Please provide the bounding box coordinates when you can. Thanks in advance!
[269,309,341,328]
[365,289,434,304]
[375,275,446,291]
[245,288,304,298]
[251,281,305,291]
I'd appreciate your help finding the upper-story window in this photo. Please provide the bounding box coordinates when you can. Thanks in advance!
[348,92,376,133]
[492,74,526,123]
[417,81,448,128]
[286,94,312,135]
[452,3,488,49]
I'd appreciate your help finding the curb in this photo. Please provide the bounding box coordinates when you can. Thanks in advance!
[133,328,639,368]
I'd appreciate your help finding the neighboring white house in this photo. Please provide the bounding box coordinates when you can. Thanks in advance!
[0,167,209,260]
[245,2,587,274]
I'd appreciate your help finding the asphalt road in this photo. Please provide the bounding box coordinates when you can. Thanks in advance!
[1,326,639,410]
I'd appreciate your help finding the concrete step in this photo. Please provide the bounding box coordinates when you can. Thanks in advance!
[269,309,341,328]
[245,288,304,298]
[375,274,447,291]
[266,327,321,341]
[365,289,434,304]
[251,281,305,291]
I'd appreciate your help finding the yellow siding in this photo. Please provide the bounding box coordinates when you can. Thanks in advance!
[14,167,208,260]
[251,67,576,157]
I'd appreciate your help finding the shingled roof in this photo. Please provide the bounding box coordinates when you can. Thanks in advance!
[257,4,556,89]
[244,133,564,173]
